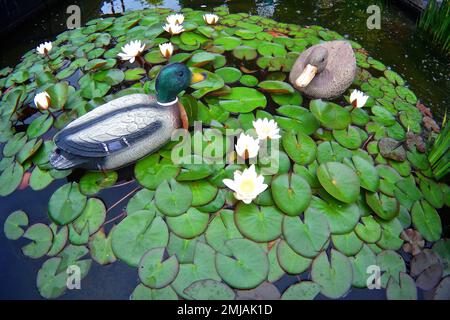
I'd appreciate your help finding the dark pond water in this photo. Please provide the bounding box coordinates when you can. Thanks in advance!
[0,0,447,300]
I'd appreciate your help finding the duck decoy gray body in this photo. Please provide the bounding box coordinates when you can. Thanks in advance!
[50,63,205,171]
[289,40,356,100]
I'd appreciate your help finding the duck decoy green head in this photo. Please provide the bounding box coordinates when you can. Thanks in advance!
[295,46,328,88]
[155,63,205,104]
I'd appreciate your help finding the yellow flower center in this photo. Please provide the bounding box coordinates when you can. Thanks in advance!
[240,179,255,193]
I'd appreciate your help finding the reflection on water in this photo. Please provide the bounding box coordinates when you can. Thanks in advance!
[0,0,449,300]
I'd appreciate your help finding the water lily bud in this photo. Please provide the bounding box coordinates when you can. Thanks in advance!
[166,13,184,25]
[159,42,174,59]
[34,91,51,110]
[203,13,219,25]
[235,133,260,159]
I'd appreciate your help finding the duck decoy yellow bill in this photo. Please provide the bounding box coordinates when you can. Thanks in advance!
[295,64,318,88]
[191,72,206,84]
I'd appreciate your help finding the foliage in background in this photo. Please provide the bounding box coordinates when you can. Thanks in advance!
[429,113,449,180]
[418,0,450,55]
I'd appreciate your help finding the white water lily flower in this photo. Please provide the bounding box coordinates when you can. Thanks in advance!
[159,42,174,59]
[36,42,52,55]
[223,165,268,204]
[350,89,369,108]
[203,13,219,25]
[163,23,184,35]
[235,133,260,159]
[166,13,184,25]
[253,118,281,140]
[34,91,51,110]
[117,40,145,63]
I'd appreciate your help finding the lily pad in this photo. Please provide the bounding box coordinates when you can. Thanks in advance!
[311,250,353,299]
[111,212,168,267]
[281,281,321,300]
[155,178,192,217]
[310,99,351,130]
[218,87,267,113]
[48,182,87,226]
[282,130,317,165]
[138,247,179,289]
[131,283,178,300]
[411,200,442,242]
[234,203,283,242]
[184,279,235,300]
[166,207,209,239]
[317,162,360,204]
[4,210,29,240]
[283,210,330,258]
[216,238,269,289]
[21,223,53,259]
[271,173,311,216]
[88,228,116,265]
[79,171,118,195]
[386,272,417,300]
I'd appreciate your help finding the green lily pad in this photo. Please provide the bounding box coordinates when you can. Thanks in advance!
[0,161,23,196]
[215,67,242,83]
[282,130,317,165]
[377,250,406,288]
[411,200,442,242]
[4,210,29,240]
[135,154,180,190]
[355,216,382,243]
[232,45,257,60]
[331,231,363,256]
[36,258,69,299]
[317,162,360,204]
[258,80,294,94]
[72,198,106,236]
[311,250,352,299]
[184,279,235,300]
[111,212,168,267]
[310,99,351,130]
[29,166,54,191]
[350,244,377,288]
[283,210,330,258]
[166,207,209,239]
[138,247,179,289]
[277,240,312,274]
[188,180,218,206]
[281,282,321,300]
[366,192,399,221]
[47,224,69,257]
[171,242,221,299]
[419,177,444,209]
[216,238,269,289]
[307,195,361,235]
[155,178,192,217]
[234,203,283,242]
[48,182,87,226]
[218,87,267,113]
[271,173,311,216]
[131,283,178,300]
[26,114,53,138]
[21,223,54,259]
[205,209,243,256]
[88,228,116,265]
[344,156,379,192]
[79,171,118,195]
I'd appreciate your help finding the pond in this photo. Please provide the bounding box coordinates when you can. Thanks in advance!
[0,1,448,300]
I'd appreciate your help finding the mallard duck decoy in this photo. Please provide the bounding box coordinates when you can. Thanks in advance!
[289,40,356,100]
[49,63,205,171]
